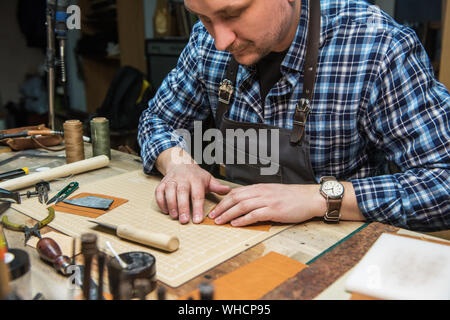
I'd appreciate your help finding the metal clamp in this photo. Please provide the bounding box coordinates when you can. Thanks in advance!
[293,98,311,127]
[218,79,233,105]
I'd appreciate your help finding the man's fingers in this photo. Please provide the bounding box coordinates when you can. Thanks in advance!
[191,182,206,224]
[165,181,178,219]
[208,186,256,219]
[176,182,191,224]
[229,207,270,227]
[155,182,168,214]
[208,177,231,195]
[213,198,264,225]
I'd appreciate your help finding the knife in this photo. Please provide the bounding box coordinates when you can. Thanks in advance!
[88,220,179,252]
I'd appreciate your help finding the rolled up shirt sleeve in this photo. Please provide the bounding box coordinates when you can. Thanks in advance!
[138,24,210,174]
[352,26,450,231]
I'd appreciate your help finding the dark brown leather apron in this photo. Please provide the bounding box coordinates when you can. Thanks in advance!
[215,0,320,185]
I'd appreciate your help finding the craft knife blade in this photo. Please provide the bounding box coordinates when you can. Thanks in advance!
[88,220,118,232]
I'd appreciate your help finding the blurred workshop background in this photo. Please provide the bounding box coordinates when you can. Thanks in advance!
[0,0,448,155]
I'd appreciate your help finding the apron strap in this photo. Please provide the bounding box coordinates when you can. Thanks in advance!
[216,57,239,128]
[290,0,321,144]
[217,0,321,144]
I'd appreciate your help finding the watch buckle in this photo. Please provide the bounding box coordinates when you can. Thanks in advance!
[324,210,340,223]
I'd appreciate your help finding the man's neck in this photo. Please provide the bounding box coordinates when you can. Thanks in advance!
[272,0,302,52]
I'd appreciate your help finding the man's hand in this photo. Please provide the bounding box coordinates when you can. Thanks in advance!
[208,182,365,226]
[154,147,231,224]
[208,184,325,226]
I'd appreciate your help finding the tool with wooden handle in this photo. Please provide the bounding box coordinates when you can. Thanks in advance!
[0,155,109,191]
[81,233,98,300]
[0,130,90,142]
[36,237,72,276]
[88,220,179,252]
[0,130,62,140]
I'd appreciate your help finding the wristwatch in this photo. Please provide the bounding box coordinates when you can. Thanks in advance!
[319,176,344,223]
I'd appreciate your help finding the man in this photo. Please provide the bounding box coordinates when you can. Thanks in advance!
[138,0,449,231]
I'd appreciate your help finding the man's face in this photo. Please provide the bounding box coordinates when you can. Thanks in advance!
[184,0,299,65]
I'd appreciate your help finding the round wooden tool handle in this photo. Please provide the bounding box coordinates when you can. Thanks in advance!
[116,225,180,252]
[0,156,110,191]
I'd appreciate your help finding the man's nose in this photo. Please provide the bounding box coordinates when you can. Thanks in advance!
[212,22,236,51]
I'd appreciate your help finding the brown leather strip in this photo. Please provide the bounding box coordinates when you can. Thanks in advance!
[302,0,321,102]
[290,99,310,144]
[328,199,342,216]
[261,222,399,300]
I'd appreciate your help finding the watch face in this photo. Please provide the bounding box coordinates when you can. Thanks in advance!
[321,180,344,198]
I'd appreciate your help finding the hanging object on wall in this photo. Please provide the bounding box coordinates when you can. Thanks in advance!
[153,0,172,38]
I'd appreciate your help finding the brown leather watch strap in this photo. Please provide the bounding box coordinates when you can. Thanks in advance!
[320,176,343,223]
[324,198,341,223]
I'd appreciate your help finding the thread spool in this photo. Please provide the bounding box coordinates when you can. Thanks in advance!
[63,120,85,164]
[90,117,111,159]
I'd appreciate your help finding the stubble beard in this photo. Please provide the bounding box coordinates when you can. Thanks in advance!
[230,12,290,66]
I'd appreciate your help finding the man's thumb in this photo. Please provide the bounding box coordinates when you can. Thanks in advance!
[208,177,231,195]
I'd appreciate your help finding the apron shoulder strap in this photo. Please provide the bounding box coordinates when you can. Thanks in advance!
[216,57,239,127]
[290,0,321,144]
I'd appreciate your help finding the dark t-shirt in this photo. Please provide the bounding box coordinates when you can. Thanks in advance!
[256,50,288,104]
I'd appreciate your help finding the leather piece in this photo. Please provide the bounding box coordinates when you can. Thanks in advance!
[179,251,307,300]
[0,124,63,151]
[261,222,399,300]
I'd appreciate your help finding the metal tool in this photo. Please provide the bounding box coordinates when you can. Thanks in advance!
[0,188,21,204]
[0,167,29,181]
[157,285,166,300]
[134,279,150,300]
[0,202,11,216]
[89,220,180,252]
[71,237,76,265]
[63,196,113,210]
[1,207,55,244]
[0,150,65,167]
[20,181,50,204]
[46,181,79,205]
[0,129,64,140]
[0,128,92,143]
[36,181,50,204]
[199,282,215,300]
[81,233,98,300]
[97,251,106,300]
[107,251,157,300]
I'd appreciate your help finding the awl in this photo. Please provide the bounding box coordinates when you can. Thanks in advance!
[0,130,90,142]
[88,220,179,252]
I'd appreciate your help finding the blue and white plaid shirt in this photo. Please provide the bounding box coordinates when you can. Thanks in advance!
[138,0,450,231]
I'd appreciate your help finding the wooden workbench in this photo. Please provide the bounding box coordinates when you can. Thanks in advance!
[0,145,445,300]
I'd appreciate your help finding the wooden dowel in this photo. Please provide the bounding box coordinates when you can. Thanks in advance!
[0,156,110,191]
